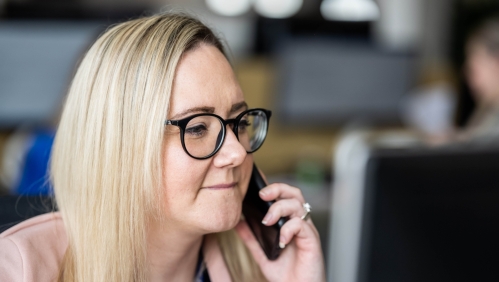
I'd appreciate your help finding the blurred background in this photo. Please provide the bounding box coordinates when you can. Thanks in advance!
[2,0,499,281]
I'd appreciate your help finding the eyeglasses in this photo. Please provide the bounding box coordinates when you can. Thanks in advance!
[165,108,271,160]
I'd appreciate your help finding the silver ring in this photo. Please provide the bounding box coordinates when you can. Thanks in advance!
[301,202,311,221]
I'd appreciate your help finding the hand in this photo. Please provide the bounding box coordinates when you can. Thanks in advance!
[235,183,326,282]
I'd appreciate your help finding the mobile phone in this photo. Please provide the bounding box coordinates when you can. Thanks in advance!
[242,163,288,260]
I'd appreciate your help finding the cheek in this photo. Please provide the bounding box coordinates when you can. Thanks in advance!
[160,141,254,232]
[162,140,208,211]
[239,154,253,198]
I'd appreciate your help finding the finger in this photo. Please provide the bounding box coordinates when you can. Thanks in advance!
[234,220,269,266]
[279,217,318,249]
[259,183,305,203]
[262,198,303,226]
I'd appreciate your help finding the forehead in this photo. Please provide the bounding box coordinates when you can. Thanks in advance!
[169,44,245,118]
[467,39,489,56]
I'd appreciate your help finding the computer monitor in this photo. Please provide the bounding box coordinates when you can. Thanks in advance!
[0,20,103,128]
[329,138,499,282]
[276,39,416,127]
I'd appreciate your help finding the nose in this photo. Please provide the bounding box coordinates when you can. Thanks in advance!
[213,127,247,168]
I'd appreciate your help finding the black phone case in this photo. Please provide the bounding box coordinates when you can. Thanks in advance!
[242,163,288,260]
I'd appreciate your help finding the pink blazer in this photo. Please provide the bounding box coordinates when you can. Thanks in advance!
[0,213,232,282]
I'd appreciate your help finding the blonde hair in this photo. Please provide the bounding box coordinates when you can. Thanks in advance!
[51,12,265,281]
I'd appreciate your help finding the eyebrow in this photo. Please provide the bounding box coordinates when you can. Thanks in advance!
[170,106,215,120]
[230,101,248,114]
[170,101,248,120]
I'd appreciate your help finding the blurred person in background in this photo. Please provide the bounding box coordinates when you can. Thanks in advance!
[405,16,499,146]
[460,16,499,143]
[0,12,325,282]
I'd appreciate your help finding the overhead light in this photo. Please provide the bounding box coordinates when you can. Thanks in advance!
[206,0,252,17]
[254,0,303,19]
[321,0,380,22]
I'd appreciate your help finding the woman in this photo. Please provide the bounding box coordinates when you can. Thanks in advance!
[0,12,325,282]
[461,16,499,142]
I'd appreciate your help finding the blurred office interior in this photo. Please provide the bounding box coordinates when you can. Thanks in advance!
[2,0,499,281]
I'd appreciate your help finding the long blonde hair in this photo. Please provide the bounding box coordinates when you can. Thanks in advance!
[51,12,265,281]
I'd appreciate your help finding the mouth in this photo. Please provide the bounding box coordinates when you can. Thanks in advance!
[203,182,237,190]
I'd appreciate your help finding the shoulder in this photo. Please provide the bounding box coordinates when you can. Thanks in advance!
[0,212,67,282]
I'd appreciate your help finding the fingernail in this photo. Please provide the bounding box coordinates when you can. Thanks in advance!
[279,242,286,249]
[259,190,267,197]
[261,213,273,225]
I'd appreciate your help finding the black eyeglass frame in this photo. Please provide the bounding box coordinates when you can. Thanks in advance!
[165,108,272,160]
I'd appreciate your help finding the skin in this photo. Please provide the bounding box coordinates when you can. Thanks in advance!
[465,41,499,106]
[147,44,325,281]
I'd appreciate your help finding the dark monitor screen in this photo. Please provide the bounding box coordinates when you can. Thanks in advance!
[276,39,416,126]
[360,148,499,282]
[0,21,103,128]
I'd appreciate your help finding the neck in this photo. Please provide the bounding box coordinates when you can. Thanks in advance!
[147,220,204,282]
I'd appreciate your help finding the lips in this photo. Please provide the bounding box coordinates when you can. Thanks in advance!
[204,182,237,189]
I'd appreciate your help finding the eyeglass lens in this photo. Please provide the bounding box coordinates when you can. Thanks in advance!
[183,110,268,158]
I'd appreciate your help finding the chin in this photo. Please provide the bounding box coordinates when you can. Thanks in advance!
[201,205,242,233]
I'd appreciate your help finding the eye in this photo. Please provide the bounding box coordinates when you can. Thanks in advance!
[238,119,251,131]
[185,124,208,137]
